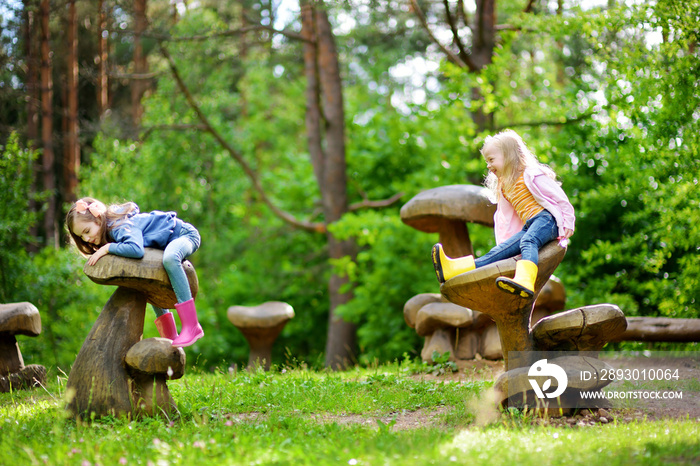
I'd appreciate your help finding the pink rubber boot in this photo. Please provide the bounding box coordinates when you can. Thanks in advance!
[171,298,204,347]
[154,312,179,340]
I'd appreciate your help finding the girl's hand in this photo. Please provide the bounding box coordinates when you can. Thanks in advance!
[87,245,110,266]
[558,228,574,240]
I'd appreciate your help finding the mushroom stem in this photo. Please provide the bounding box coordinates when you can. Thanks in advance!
[248,345,273,371]
[66,287,147,419]
[128,374,176,417]
[439,221,473,258]
[0,336,23,376]
[491,300,536,369]
[244,324,286,371]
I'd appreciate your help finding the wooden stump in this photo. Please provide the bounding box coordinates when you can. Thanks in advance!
[125,338,185,417]
[66,248,197,419]
[0,302,46,393]
[227,302,294,370]
[440,241,567,371]
[67,287,146,418]
[494,355,614,415]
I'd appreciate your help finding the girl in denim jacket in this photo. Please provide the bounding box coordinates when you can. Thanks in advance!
[67,197,204,347]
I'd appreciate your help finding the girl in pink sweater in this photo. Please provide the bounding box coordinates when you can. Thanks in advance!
[432,130,575,298]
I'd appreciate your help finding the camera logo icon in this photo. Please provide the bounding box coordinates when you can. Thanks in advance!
[528,359,568,399]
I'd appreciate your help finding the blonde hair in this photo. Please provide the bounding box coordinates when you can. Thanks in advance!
[66,197,138,256]
[481,129,557,200]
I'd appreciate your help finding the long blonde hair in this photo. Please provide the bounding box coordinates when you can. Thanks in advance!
[66,197,138,255]
[481,129,557,201]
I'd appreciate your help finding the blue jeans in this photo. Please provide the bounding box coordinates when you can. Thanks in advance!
[153,222,201,316]
[474,210,558,268]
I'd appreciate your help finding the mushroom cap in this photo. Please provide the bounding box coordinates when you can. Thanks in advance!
[227,301,295,328]
[403,293,443,328]
[84,248,198,309]
[532,304,627,352]
[415,302,473,337]
[0,302,41,337]
[440,241,566,321]
[400,185,495,232]
[125,338,186,379]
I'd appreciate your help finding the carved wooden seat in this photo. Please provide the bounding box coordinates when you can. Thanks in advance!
[440,241,566,370]
[227,302,294,370]
[0,302,46,392]
[66,248,198,419]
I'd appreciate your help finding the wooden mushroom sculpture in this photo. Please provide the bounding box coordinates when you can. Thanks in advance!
[400,185,496,257]
[125,338,185,416]
[0,302,46,393]
[403,293,443,330]
[227,301,294,370]
[414,302,474,362]
[66,248,196,419]
[440,241,566,371]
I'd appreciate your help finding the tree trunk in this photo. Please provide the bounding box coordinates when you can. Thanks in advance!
[470,0,496,132]
[40,0,57,248]
[97,0,109,118]
[25,3,39,147]
[301,1,357,369]
[64,0,79,205]
[131,0,148,125]
[24,0,40,251]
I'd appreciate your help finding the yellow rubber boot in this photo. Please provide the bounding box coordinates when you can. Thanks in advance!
[432,243,475,284]
[496,260,538,299]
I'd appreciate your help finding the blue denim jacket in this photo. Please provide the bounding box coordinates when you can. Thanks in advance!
[108,205,184,258]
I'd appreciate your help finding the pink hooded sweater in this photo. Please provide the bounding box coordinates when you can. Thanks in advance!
[494,166,575,245]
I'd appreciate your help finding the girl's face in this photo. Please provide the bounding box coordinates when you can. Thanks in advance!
[483,144,505,177]
[72,216,103,246]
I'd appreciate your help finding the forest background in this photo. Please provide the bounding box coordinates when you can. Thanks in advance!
[0,0,698,374]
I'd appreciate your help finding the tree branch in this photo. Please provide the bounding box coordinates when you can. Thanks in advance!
[494,111,595,131]
[143,24,308,43]
[410,0,471,69]
[348,192,405,212]
[110,71,162,80]
[443,0,470,66]
[140,124,208,139]
[457,0,470,27]
[159,42,326,234]
[524,0,537,13]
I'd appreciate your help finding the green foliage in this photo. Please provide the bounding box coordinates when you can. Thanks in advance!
[4,1,698,371]
[545,2,700,319]
[0,134,42,301]
[81,6,331,369]
[0,134,106,371]
[17,248,110,371]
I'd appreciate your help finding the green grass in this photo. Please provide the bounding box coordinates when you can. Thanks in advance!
[1,361,698,465]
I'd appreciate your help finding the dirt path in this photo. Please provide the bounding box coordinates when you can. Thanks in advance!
[226,357,699,430]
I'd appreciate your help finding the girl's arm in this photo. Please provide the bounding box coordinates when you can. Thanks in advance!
[108,226,146,259]
[532,174,575,232]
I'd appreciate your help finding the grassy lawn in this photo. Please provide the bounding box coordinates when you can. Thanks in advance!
[1,361,698,465]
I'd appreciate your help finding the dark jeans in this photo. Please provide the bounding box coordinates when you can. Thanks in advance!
[474,210,558,268]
